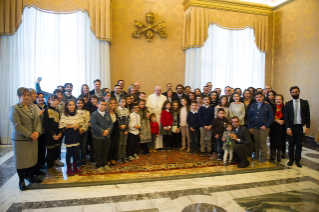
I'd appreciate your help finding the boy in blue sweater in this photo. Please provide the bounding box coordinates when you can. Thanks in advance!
[198,96,215,157]
[90,99,114,174]
[187,101,199,154]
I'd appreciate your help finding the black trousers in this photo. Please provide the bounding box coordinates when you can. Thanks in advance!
[171,132,181,149]
[141,143,149,155]
[46,147,56,169]
[127,133,139,157]
[163,135,171,149]
[109,131,119,161]
[17,167,34,182]
[288,124,304,162]
[233,143,253,165]
[93,137,111,168]
[36,135,46,170]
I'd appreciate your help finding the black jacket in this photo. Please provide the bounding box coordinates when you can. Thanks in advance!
[284,99,310,130]
[43,106,61,148]
[235,126,253,147]
[172,94,188,103]
[162,91,177,97]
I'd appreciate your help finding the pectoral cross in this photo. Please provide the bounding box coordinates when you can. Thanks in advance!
[132,12,167,42]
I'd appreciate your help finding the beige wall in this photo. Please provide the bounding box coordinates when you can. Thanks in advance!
[273,0,319,137]
[110,0,185,95]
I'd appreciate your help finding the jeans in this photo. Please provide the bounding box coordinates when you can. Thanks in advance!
[215,137,224,156]
[118,131,128,158]
[199,127,212,153]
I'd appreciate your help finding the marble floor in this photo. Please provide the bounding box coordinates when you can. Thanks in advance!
[0,140,319,212]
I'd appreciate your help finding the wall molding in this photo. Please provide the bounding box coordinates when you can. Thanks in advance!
[183,0,273,15]
[273,0,298,11]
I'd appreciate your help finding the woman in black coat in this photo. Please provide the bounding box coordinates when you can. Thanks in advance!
[269,94,286,162]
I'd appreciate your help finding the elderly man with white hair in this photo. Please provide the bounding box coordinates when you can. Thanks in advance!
[146,86,167,149]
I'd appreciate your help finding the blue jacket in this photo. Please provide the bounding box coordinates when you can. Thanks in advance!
[90,111,114,139]
[187,111,199,129]
[197,105,214,128]
[247,102,274,129]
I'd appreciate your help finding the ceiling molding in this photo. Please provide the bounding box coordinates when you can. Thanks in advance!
[183,0,273,15]
[273,0,298,11]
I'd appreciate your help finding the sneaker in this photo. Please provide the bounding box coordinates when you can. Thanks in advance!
[228,160,232,164]
[128,156,134,161]
[52,167,63,176]
[117,158,123,163]
[223,162,227,166]
[217,154,222,161]
[134,154,139,159]
[104,165,111,171]
[47,167,60,178]
[55,160,64,166]
[123,157,129,163]
[97,167,106,174]
[200,153,206,157]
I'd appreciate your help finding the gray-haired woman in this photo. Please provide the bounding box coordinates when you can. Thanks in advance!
[9,87,43,191]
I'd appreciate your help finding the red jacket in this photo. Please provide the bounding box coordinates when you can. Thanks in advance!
[161,110,173,127]
[150,121,159,135]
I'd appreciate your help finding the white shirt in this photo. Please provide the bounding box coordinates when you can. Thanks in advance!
[98,110,105,117]
[129,112,141,135]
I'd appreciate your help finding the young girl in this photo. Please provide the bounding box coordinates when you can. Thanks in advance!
[160,100,173,151]
[179,98,190,151]
[43,95,62,177]
[59,100,84,176]
[76,98,90,162]
[140,109,151,155]
[171,101,180,151]
[149,113,159,153]
[222,123,235,166]
[215,95,229,119]
[210,91,219,112]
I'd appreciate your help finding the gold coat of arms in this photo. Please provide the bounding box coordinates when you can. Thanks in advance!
[132,12,167,42]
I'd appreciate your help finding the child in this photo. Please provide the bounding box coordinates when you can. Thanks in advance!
[117,97,130,163]
[138,92,146,100]
[90,99,114,174]
[59,100,84,176]
[161,100,173,151]
[103,92,111,101]
[222,123,235,166]
[149,113,159,152]
[187,101,199,154]
[43,95,63,177]
[127,104,141,160]
[171,101,180,151]
[215,95,229,119]
[140,109,151,155]
[198,96,214,157]
[179,98,190,151]
[126,94,132,111]
[76,98,90,162]
[211,108,229,161]
[196,96,203,111]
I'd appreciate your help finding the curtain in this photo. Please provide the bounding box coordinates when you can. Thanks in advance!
[183,7,268,53]
[0,0,112,42]
[185,24,265,91]
[0,7,111,144]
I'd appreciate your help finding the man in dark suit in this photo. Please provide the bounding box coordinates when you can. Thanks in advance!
[172,84,187,102]
[110,84,123,102]
[229,116,253,168]
[162,83,177,97]
[90,79,103,98]
[118,80,127,96]
[284,86,310,168]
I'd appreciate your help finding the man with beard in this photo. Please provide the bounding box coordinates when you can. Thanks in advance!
[284,86,310,168]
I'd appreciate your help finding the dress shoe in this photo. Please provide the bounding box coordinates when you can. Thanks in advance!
[28,176,43,183]
[281,153,286,159]
[237,162,250,168]
[34,170,45,176]
[296,162,302,168]
[269,157,275,161]
[276,158,281,163]
[287,160,294,166]
[19,181,28,191]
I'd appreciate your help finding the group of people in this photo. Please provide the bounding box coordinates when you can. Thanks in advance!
[9,78,310,191]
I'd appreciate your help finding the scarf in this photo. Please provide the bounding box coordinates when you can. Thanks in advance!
[275,104,283,119]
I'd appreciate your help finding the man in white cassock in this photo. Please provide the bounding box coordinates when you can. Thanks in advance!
[146,86,167,149]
